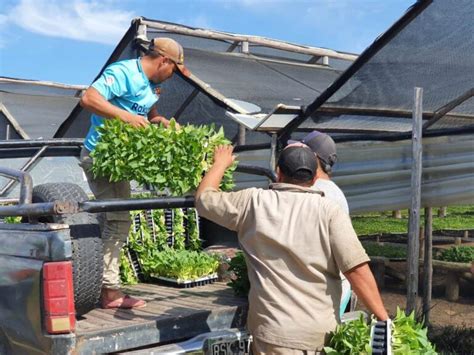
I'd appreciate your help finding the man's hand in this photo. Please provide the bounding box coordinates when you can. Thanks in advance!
[122,113,149,128]
[213,145,235,170]
[149,116,181,129]
[196,145,236,199]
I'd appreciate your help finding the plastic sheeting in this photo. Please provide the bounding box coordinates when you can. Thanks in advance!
[233,134,474,213]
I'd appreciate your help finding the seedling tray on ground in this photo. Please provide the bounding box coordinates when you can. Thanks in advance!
[151,273,218,288]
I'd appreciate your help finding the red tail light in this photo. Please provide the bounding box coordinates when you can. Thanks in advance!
[42,261,76,334]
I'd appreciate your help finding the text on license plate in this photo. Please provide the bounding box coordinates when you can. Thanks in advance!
[207,338,251,355]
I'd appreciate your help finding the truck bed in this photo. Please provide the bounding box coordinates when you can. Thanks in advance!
[74,282,248,354]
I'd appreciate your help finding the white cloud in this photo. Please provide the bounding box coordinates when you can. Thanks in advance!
[8,0,135,45]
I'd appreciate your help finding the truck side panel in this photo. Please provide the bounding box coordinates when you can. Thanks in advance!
[0,224,72,354]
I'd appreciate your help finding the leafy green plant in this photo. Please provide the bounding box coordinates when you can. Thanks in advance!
[435,245,474,263]
[392,308,437,354]
[227,251,250,297]
[324,314,372,354]
[186,208,201,251]
[119,249,138,285]
[146,248,219,281]
[362,242,407,259]
[324,308,437,354]
[91,119,236,196]
[172,208,186,250]
[2,216,21,224]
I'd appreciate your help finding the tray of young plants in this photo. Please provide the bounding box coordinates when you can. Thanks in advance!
[324,308,437,354]
[120,208,220,288]
[91,119,236,195]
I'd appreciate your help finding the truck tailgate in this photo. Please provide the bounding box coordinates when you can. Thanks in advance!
[75,282,248,354]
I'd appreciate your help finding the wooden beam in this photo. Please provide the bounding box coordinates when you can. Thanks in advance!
[422,207,433,326]
[422,87,474,130]
[140,19,358,61]
[406,87,423,315]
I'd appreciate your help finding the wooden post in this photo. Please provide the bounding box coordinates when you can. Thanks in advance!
[237,125,246,145]
[438,206,447,218]
[423,207,433,326]
[270,133,278,170]
[419,226,425,260]
[464,230,469,239]
[407,87,423,315]
[392,210,402,219]
[455,237,462,246]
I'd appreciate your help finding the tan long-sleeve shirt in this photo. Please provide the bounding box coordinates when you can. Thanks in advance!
[196,183,369,350]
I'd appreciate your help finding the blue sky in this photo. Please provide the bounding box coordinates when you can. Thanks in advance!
[0,0,413,86]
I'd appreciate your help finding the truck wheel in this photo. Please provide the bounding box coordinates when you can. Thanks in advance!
[31,183,103,316]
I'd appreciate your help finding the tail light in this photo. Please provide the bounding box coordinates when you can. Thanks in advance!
[42,261,76,334]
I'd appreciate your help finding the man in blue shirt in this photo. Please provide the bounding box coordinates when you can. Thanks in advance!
[79,37,190,309]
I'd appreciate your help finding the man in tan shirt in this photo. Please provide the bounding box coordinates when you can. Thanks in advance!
[196,145,388,354]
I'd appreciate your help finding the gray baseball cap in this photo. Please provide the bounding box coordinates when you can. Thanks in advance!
[277,146,317,182]
[288,131,337,167]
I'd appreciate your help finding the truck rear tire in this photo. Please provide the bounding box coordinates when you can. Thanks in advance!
[31,183,103,316]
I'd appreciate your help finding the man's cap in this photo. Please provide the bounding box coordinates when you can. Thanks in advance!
[149,37,191,77]
[277,146,317,182]
[289,130,337,167]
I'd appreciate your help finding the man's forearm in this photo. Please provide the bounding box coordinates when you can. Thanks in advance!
[344,263,389,320]
[81,87,132,121]
[195,164,227,199]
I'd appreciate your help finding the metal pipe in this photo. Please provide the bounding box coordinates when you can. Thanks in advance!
[0,167,33,205]
[0,146,48,197]
[79,196,195,213]
[0,201,76,217]
[422,87,474,130]
[0,139,83,148]
[233,143,271,152]
[236,164,276,182]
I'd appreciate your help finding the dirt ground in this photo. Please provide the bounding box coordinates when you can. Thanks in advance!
[357,259,474,328]
[356,289,474,328]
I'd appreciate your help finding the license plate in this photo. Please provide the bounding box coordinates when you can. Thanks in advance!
[204,336,251,355]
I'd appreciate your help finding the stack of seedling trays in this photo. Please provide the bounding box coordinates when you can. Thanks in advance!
[125,208,219,288]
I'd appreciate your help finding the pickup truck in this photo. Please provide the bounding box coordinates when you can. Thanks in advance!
[0,158,358,354]
[0,160,278,354]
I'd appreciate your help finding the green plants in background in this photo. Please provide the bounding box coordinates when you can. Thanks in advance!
[352,205,474,236]
[227,251,250,297]
[435,245,474,263]
[324,314,372,354]
[91,119,236,196]
[362,242,407,259]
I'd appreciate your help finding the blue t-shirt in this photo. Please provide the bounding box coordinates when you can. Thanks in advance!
[84,58,159,151]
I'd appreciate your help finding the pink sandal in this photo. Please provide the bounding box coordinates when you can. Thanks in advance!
[102,295,146,309]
